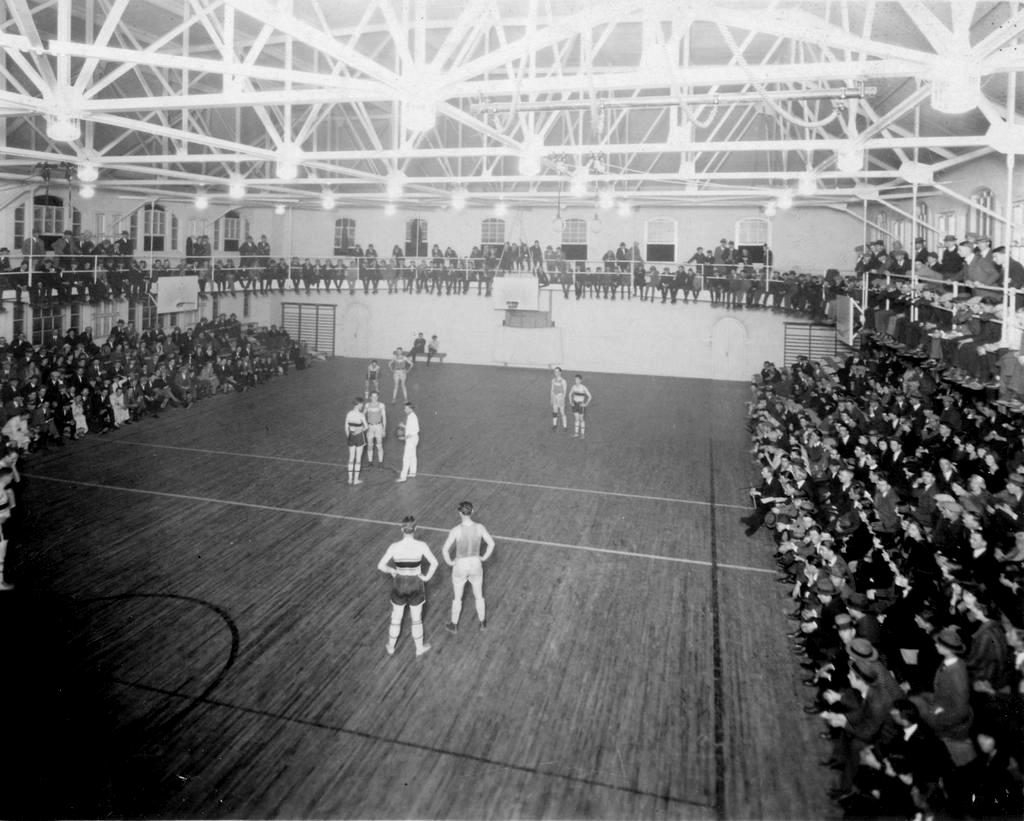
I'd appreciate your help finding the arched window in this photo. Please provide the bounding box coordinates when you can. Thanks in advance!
[970,188,995,240]
[221,209,241,252]
[406,218,427,257]
[645,218,676,262]
[735,217,770,263]
[481,218,505,257]
[143,204,166,252]
[334,218,356,255]
[561,218,587,261]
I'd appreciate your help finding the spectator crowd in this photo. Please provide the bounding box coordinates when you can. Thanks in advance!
[747,331,1024,816]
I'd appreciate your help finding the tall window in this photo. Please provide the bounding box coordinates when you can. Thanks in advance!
[561,218,587,261]
[334,218,356,255]
[970,188,995,240]
[1012,200,1024,265]
[937,211,958,240]
[221,210,241,252]
[31,301,62,345]
[874,211,889,245]
[645,218,676,262]
[736,217,770,263]
[170,214,179,251]
[406,218,428,257]
[915,202,931,241]
[481,218,506,257]
[33,194,64,239]
[143,204,166,252]
[140,300,157,331]
[891,217,908,250]
[13,203,25,251]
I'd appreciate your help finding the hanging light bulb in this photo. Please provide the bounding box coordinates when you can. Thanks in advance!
[386,171,406,200]
[930,52,981,114]
[776,190,794,210]
[274,204,287,216]
[450,187,467,211]
[321,191,336,210]
[46,114,80,143]
[836,142,864,174]
[569,166,589,198]
[797,172,817,197]
[77,163,99,183]
[763,202,777,217]
[79,184,95,199]
[194,192,209,210]
[228,179,246,200]
[519,134,544,177]
[276,143,304,180]
[494,201,508,217]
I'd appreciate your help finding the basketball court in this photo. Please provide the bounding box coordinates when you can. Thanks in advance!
[4,360,833,819]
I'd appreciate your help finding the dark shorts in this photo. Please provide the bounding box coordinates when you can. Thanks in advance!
[347,431,366,447]
[391,574,425,606]
[571,402,586,415]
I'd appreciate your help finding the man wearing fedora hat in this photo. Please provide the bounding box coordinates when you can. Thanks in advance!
[914,236,930,266]
[911,625,974,763]
[935,234,964,280]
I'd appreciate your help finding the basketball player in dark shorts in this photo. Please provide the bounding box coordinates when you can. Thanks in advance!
[377,516,439,657]
[344,397,367,485]
[569,374,592,439]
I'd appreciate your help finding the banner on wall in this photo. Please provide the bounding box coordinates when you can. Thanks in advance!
[155,276,199,314]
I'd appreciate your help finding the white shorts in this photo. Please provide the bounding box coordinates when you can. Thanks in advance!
[452,556,483,587]
[367,423,384,444]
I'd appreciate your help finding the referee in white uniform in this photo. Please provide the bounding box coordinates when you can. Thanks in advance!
[396,402,419,482]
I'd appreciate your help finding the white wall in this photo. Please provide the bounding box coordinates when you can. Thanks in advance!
[0,188,861,275]
[261,289,789,382]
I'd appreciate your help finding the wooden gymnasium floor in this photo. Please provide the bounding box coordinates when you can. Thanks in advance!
[2,359,835,820]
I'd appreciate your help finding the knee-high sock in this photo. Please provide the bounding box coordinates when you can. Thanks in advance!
[387,611,402,651]
[450,597,462,626]
[475,596,485,623]
[411,618,425,651]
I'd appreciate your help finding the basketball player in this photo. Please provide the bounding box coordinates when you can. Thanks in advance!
[442,501,495,633]
[569,374,592,439]
[377,515,439,657]
[365,359,381,397]
[550,366,568,431]
[395,402,419,482]
[389,347,413,404]
[364,391,387,467]
[344,397,368,485]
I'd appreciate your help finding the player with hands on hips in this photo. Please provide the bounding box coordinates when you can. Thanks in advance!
[442,501,496,633]
[377,516,439,657]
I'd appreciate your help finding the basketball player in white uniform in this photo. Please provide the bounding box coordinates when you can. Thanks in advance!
[377,516,438,657]
[550,366,568,431]
[389,348,413,404]
[344,397,368,485]
[569,374,592,439]
[442,501,496,633]
[363,391,387,468]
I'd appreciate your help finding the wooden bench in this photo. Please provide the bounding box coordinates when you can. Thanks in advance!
[382,352,446,364]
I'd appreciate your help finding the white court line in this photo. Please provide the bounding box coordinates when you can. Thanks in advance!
[101,439,752,511]
[25,473,775,576]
